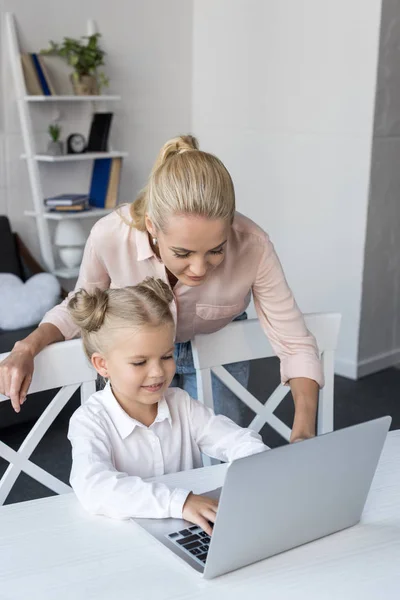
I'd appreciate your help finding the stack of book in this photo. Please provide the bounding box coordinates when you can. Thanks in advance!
[45,194,90,212]
[21,53,56,96]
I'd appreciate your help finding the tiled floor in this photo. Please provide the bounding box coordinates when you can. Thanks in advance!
[0,358,399,504]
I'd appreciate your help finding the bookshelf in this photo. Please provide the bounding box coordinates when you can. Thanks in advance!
[6,13,128,280]
[25,95,121,102]
[21,151,128,162]
[24,209,114,220]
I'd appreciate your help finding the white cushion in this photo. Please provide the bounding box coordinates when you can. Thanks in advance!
[0,273,60,330]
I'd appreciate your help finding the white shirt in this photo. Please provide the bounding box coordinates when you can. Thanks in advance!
[68,384,268,520]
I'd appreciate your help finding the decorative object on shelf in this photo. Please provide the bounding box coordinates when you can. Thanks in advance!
[47,123,64,156]
[66,133,86,154]
[89,157,122,208]
[41,33,109,96]
[86,112,113,151]
[54,220,86,269]
[0,273,60,330]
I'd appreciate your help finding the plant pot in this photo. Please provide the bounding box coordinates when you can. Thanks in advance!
[47,140,64,156]
[71,74,99,96]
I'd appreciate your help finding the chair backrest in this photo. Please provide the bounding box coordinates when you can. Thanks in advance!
[0,339,97,504]
[191,313,341,443]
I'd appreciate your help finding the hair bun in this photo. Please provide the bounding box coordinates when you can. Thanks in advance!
[137,277,174,306]
[155,135,199,170]
[67,288,109,333]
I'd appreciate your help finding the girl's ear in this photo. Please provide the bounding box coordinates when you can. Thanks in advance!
[91,353,109,378]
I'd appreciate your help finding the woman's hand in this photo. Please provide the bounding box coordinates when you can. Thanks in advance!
[290,431,315,443]
[289,377,319,443]
[0,343,34,413]
[182,492,218,536]
[0,324,65,414]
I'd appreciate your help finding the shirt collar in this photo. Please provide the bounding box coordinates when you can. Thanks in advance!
[135,228,156,262]
[102,382,172,439]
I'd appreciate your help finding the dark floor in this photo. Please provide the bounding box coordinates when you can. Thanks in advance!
[0,357,399,504]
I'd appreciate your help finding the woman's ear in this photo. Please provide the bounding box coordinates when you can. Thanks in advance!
[145,214,156,238]
[91,353,108,378]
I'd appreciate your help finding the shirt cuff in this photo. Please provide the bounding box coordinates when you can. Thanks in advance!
[169,488,191,519]
[280,354,325,388]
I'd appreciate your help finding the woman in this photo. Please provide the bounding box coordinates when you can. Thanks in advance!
[0,135,323,441]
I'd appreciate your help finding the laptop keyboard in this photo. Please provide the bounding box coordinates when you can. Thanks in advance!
[166,525,211,566]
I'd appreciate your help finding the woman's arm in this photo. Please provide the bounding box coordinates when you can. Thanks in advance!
[0,228,110,412]
[252,234,323,442]
[39,230,111,340]
[289,377,319,442]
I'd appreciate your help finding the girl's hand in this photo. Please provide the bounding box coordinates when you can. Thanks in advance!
[182,492,218,536]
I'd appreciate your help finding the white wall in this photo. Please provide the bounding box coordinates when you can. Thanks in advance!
[359,0,400,375]
[192,0,382,377]
[0,0,192,264]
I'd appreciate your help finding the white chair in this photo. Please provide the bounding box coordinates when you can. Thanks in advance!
[0,339,97,504]
[191,313,341,447]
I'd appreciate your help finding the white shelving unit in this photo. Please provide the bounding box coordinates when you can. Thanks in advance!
[21,151,128,162]
[6,13,128,280]
[25,95,121,102]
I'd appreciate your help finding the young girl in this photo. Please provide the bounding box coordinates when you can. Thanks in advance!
[67,277,267,535]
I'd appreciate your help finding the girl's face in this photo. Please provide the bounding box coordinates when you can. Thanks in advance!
[92,322,176,418]
[146,214,230,287]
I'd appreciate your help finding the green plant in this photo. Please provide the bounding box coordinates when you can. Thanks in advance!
[48,123,61,142]
[41,33,109,90]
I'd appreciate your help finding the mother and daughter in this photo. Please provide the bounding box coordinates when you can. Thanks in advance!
[0,135,323,530]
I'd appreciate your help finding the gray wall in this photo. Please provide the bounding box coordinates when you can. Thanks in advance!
[359,0,400,374]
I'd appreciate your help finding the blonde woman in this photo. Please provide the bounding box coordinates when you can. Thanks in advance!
[0,135,323,441]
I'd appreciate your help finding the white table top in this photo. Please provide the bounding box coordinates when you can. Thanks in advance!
[0,431,399,600]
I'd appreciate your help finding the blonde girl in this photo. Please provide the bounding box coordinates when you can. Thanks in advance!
[67,277,267,533]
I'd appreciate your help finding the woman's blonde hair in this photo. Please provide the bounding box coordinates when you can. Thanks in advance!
[130,135,236,232]
[67,277,174,360]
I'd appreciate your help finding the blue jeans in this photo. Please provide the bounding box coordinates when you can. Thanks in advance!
[172,313,249,425]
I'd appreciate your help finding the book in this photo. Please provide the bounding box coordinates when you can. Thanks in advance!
[44,194,89,206]
[21,54,42,95]
[48,204,88,212]
[86,113,113,152]
[37,55,57,95]
[89,159,113,208]
[37,55,74,95]
[30,53,51,96]
[105,158,122,209]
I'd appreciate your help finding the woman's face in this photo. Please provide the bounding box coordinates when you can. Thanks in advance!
[147,214,230,287]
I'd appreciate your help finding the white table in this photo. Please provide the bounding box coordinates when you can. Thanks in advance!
[0,431,399,600]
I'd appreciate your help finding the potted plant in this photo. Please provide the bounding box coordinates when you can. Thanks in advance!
[47,123,63,156]
[42,33,109,96]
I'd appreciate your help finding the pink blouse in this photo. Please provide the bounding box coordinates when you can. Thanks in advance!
[41,206,323,387]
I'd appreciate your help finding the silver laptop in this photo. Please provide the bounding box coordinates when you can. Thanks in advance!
[134,416,391,579]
